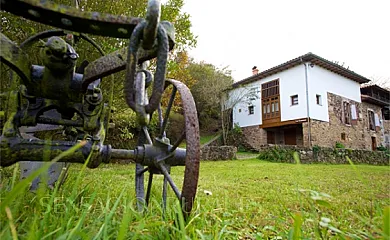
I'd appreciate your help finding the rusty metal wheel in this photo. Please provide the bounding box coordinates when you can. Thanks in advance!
[135,79,200,216]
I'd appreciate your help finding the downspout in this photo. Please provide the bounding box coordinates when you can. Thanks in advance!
[302,59,311,147]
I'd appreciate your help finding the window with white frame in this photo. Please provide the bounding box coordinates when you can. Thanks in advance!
[316,94,322,105]
[248,105,254,115]
[291,95,298,105]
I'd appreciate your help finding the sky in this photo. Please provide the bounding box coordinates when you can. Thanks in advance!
[181,0,390,86]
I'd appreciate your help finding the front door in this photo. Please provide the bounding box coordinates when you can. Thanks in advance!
[371,136,377,151]
[284,128,297,145]
[267,131,275,144]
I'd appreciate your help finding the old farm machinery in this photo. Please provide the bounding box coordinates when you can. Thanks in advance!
[0,0,200,215]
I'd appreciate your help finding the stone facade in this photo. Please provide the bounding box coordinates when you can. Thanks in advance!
[200,146,237,160]
[382,120,390,148]
[305,93,384,150]
[237,126,267,151]
[257,145,389,165]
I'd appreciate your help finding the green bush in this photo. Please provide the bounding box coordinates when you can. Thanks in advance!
[376,145,390,155]
[335,142,345,149]
[106,108,160,149]
[376,145,387,151]
[257,146,297,162]
[312,145,320,153]
[166,112,185,143]
[232,123,242,135]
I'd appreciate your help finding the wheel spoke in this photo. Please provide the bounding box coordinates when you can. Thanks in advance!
[169,131,185,153]
[136,167,149,176]
[142,126,153,145]
[135,163,145,211]
[158,163,181,200]
[159,86,177,137]
[145,173,153,206]
[157,104,166,138]
[162,166,170,213]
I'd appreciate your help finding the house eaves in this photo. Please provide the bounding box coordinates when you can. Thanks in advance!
[360,84,390,107]
[232,52,371,88]
[361,95,389,107]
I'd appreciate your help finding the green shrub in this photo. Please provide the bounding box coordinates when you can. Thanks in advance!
[106,108,160,149]
[376,145,390,155]
[312,145,320,153]
[232,123,242,134]
[166,112,185,143]
[237,145,246,152]
[335,142,345,149]
[257,146,296,162]
[377,145,387,151]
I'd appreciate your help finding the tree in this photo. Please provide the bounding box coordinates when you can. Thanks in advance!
[1,0,197,146]
[366,76,390,90]
[220,86,259,145]
[187,62,234,132]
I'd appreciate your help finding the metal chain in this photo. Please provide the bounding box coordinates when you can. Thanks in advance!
[125,0,168,127]
[134,62,153,126]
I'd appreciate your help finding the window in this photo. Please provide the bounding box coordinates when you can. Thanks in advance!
[291,95,298,105]
[261,80,279,98]
[341,133,346,140]
[261,79,280,121]
[368,110,375,131]
[342,102,351,124]
[248,106,254,115]
[316,94,322,105]
[238,109,241,113]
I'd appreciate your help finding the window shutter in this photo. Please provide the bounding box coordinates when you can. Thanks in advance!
[351,104,357,125]
[374,113,380,131]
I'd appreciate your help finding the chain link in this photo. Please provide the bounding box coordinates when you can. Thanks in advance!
[125,0,168,128]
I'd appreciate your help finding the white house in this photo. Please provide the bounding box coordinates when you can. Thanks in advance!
[226,53,388,150]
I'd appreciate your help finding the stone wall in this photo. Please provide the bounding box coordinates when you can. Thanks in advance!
[305,93,384,150]
[201,146,237,160]
[257,145,389,165]
[382,120,390,148]
[383,120,390,135]
[235,126,267,151]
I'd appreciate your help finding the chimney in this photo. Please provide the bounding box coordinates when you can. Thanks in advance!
[252,66,259,75]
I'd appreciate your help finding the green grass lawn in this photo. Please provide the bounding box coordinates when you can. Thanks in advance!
[1,158,389,239]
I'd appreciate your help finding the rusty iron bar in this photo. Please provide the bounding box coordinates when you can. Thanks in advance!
[37,116,83,127]
[0,1,175,45]
[1,0,142,39]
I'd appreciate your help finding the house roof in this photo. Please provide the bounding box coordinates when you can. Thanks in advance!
[361,95,389,107]
[361,84,390,93]
[232,52,371,88]
[360,84,390,107]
